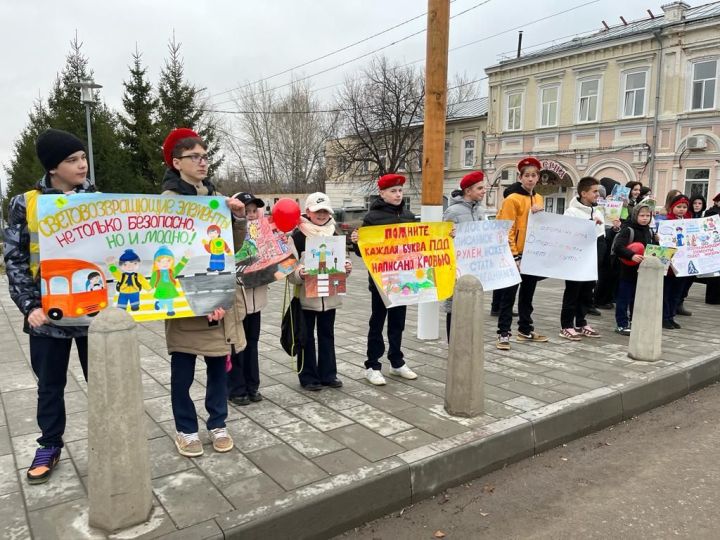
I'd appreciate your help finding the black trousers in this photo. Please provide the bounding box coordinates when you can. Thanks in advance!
[171,352,227,434]
[366,280,407,370]
[561,280,595,329]
[497,274,540,335]
[298,309,338,386]
[227,311,261,398]
[30,335,88,448]
[663,275,688,322]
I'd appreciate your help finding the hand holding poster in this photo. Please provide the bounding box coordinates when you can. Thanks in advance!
[598,199,623,222]
[37,193,236,324]
[521,211,598,281]
[658,215,720,276]
[454,220,520,291]
[235,216,298,288]
[358,222,455,307]
[304,236,346,297]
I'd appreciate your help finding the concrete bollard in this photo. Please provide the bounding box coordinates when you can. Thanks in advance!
[88,308,152,531]
[628,256,664,362]
[445,275,485,417]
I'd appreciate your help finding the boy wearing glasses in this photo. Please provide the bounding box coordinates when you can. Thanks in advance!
[159,128,248,458]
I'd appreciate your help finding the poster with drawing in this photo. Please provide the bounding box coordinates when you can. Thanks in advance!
[37,193,236,325]
[454,220,520,291]
[235,216,298,288]
[657,215,720,277]
[358,222,455,307]
[303,236,346,297]
[643,245,677,276]
[610,185,631,203]
[597,199,623,221]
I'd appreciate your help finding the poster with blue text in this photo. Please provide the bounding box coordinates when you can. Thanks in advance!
[454,220,520,290]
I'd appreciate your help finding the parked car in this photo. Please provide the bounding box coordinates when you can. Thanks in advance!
[334,206,367,245]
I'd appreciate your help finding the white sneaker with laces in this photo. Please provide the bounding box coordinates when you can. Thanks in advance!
[389,365,418,380]
[365,368,386,386]
[209,427,234,452]
[175,431,203,457]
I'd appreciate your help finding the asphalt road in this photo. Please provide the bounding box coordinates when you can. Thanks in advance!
[337,382,720,540]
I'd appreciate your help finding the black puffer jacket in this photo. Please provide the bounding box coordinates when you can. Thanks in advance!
[161,168,216,196]
[4,175,96,338]
[361,198,416,227]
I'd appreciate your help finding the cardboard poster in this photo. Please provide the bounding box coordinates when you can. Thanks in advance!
[454,220,520,291]
[644,245,677,276]
[303,236,346,297]
[358,222,455,307]
[235,217,298,288]
[658,215,720,276]
[37,193,236,324]
[521,211,598,281]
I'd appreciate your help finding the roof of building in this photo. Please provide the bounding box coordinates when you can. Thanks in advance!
[493,1,720,68]
[446,96,488,120]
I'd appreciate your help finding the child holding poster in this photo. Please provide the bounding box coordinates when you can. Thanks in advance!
[559,177,605,340]
[661,194,691,329]
[613,201,656,335]
[227,192,268,406]
[495,157,548,351]
[288,193,352,390]
[442,170,487,340]
[350,174,419,385]
[160,128,247,457]
[4,128,95,483]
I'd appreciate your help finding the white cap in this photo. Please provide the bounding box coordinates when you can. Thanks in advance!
[305,192,334,214]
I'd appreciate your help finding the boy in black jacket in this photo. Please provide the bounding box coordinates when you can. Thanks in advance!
[350,174,418,386]
[614,200,656,335]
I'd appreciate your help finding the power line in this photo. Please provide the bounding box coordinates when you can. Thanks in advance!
[209,0,493,108]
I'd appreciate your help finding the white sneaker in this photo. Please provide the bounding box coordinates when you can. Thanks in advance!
[365,368,386,386]
[175,431,203,457]
[389,365,418,380]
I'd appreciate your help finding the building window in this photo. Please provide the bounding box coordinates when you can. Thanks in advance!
[540,86,559,127]
[691,60,717,110]
[444,139,450,170]
[506,92,523,131]
[623,71,647,117]
[578,79,600,123]
[685,168,709,198]
[499,168,516,186]
[463,138,475,168]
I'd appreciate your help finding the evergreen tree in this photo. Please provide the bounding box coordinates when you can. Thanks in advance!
[4,100,51,198]
[157,33,223,177]
[120,47,163,192]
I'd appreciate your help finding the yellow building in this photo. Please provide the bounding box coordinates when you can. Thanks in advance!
[485,1,720,213]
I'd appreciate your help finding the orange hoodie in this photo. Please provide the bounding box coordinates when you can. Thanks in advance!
[497,182,544,257]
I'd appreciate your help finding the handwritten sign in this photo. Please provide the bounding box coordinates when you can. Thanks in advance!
[598,199,623,222]
[37,193,236,324]
[303,236,346,297]
[454,220,520,291]
[235,216,298,288]
[521,211,598,281]
[658,215,720,277]
[358,222,455,307]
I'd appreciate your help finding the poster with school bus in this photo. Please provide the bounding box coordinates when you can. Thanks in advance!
[36,193,236,325]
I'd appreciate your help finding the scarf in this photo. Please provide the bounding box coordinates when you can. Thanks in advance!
[298,215,336,237]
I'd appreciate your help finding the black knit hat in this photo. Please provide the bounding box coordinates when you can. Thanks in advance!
[36,129,86,172]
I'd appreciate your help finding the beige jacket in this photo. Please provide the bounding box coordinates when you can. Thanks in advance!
[241,284,269,315]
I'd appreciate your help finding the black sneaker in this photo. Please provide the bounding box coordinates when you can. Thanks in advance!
[302,383,323,392]
[671,320,682,329]
[586,307,601,317]
[27,446,61,484]
[662,320,676,330]
[597,303,615,310]
[322,379,343,388]
[615,326,631,336]
[230,395,251,406]
[248,392,263,402]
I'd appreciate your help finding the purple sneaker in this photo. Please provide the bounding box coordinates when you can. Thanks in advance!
[27,446,61,484]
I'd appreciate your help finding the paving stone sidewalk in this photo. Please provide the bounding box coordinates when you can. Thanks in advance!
[1,259,719,539]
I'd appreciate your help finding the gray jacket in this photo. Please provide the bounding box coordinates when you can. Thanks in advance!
[442,195,488,223]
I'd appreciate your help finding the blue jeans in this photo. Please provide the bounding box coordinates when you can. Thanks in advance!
[171,352,227,434]
[615,279,636,328]
[209,254,225,271]
[117,291,140,311]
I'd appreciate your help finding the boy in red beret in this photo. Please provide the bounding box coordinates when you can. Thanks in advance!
[495,157,548,350]
[350,174,419,385]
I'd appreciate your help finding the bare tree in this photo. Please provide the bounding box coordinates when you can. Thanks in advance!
[333,56,424,187]
[231,80,332,193]
[448,71,482,107]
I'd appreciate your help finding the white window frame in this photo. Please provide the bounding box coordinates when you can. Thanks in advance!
[505,91,523,132]
[576,77,602,124]
[690,58,718,111]
[621,69,648,118]
[538,85,560,128]
[444,139,451,170]
[462,137,476,168]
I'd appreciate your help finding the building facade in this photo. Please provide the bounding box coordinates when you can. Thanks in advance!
[484,1,720,213]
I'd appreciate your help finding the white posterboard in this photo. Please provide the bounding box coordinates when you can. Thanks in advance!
[454,220,520,291]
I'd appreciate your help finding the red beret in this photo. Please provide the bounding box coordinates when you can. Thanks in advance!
[378,173,406,190]
[517,157,542,173]
[163,128,200,168]
[460,171,485,190]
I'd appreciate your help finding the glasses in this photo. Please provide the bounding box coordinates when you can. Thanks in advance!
[177,153,211,164]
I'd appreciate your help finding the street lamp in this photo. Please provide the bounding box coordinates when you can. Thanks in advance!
[71,78,103,183]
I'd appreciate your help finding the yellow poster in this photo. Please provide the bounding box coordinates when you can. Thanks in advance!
[358,222,455,307]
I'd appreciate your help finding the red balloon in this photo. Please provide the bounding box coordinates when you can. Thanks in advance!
[620,242,645,266]
[271,198,301,232]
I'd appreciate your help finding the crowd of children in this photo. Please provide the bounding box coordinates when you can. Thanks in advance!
[6,126,718,485]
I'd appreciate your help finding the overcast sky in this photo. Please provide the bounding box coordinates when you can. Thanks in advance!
[0,0,677,193]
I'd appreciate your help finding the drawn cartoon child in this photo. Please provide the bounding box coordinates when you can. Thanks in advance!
[84,271,104,291]
[202,225,232,272]
[311,243,332,273]
[150,246,190,317]
[676,227,685,247]
[105,249,151,312]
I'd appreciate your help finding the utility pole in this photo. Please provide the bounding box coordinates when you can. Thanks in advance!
[417,0,450,340]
